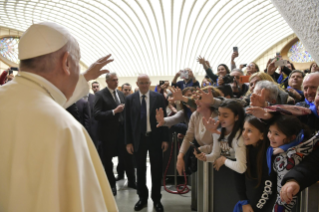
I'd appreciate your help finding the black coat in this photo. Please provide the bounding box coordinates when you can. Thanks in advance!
[282,140,319,191]
[87,93,99,144]
[94,87,125,142]
[76,98,90,130]
[124,91,169,152]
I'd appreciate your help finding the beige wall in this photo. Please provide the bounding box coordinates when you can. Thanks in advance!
[254,34,297,71]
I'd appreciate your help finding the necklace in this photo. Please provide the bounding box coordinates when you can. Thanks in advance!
[16,74,55,100]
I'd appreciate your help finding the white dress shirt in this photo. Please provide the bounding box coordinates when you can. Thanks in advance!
[139,90,151,132]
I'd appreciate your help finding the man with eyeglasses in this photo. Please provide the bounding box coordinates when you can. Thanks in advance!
[124,74,169,212]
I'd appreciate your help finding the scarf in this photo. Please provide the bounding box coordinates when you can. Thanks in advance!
[277,73,288,84]
[309,104,319,118]
[233,200,249,212]
[287,86,303,95]
[305,98,314,107]
[266,130,304,175]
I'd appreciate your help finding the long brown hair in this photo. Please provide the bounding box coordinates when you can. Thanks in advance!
[244,116,269,188]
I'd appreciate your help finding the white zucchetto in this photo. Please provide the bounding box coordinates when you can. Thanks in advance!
[19,22,71,60]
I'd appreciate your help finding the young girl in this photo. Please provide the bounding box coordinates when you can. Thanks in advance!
[233,116,276,212]
[195,100,247,174]
[267,115,319,212]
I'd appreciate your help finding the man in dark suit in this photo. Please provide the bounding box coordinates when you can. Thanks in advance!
[116,83,133,180]
[87,81,100,148]
[94,73,136,196]
[125,74,169,212]
[76,98,90,130]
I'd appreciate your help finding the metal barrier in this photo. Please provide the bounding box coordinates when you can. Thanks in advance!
[299,182,319,212]
[195,160,319,212]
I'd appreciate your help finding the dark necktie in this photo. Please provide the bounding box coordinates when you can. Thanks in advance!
[114,90,123,123]
[140,95,147,133]
[113,90,120,105]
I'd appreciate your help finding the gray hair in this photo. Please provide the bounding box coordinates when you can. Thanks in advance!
[105,72,117,80]
[304,72,319,82]
[255,80,278,103]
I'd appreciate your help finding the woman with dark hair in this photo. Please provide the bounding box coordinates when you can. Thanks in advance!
[156,86,222,175]
[310,62,318,73]
[196,100,247,174]
[197,56,230,86]
[233,116,277,212]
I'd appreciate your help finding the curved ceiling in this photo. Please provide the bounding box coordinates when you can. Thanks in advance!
[0,0,293,77]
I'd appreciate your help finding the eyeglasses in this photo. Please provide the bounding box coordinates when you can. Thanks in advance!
[138,82,150,85]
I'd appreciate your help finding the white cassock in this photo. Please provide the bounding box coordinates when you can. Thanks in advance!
[0,71,118,212]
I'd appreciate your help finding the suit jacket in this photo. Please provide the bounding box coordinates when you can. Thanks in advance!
[124,91,169,152]
[76,98,90,130]
[66,103,80,122]
[94,87,125,141]
[87,93,99,143]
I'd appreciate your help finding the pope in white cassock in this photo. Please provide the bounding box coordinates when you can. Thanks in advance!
[0,22,118,212]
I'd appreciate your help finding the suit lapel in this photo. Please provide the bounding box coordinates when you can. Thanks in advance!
[133,92,141,114]
[104,88,117,105]
[149,91,156,119]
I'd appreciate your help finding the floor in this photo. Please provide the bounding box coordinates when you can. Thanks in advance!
[112,157,193,212]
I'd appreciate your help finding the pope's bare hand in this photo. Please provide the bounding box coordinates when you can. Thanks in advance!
[84,54,114,81]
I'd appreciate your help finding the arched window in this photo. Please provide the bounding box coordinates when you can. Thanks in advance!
[287,41,314,63]
[0,36,20,65]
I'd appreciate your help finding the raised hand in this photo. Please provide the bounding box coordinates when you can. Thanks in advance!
[193,88,214,105]
[266,59,277,75]
[156,108,165,127]
[84,54,113,81]
[169,87,184,101]
[202,117,221,134]
[250,88,267,107]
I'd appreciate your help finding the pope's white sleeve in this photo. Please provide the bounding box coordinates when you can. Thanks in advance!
[224,136,247,173]
[64,74,90,108]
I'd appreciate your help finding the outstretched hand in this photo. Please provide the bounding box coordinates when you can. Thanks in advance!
[197,55,210,70]
[84,54,114,81]
[250,88,267,107]
[169,87,184,101]
[246,106,272,120]
[202,117,221,134]
[156,108,165,127]
[193,88,214,105]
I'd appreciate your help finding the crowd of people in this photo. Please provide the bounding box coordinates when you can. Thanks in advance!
[1,21,319,212]
[151,54,319,212]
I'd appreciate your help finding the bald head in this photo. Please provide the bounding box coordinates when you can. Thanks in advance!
[136,74,151,94]
[303,72,319,102]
